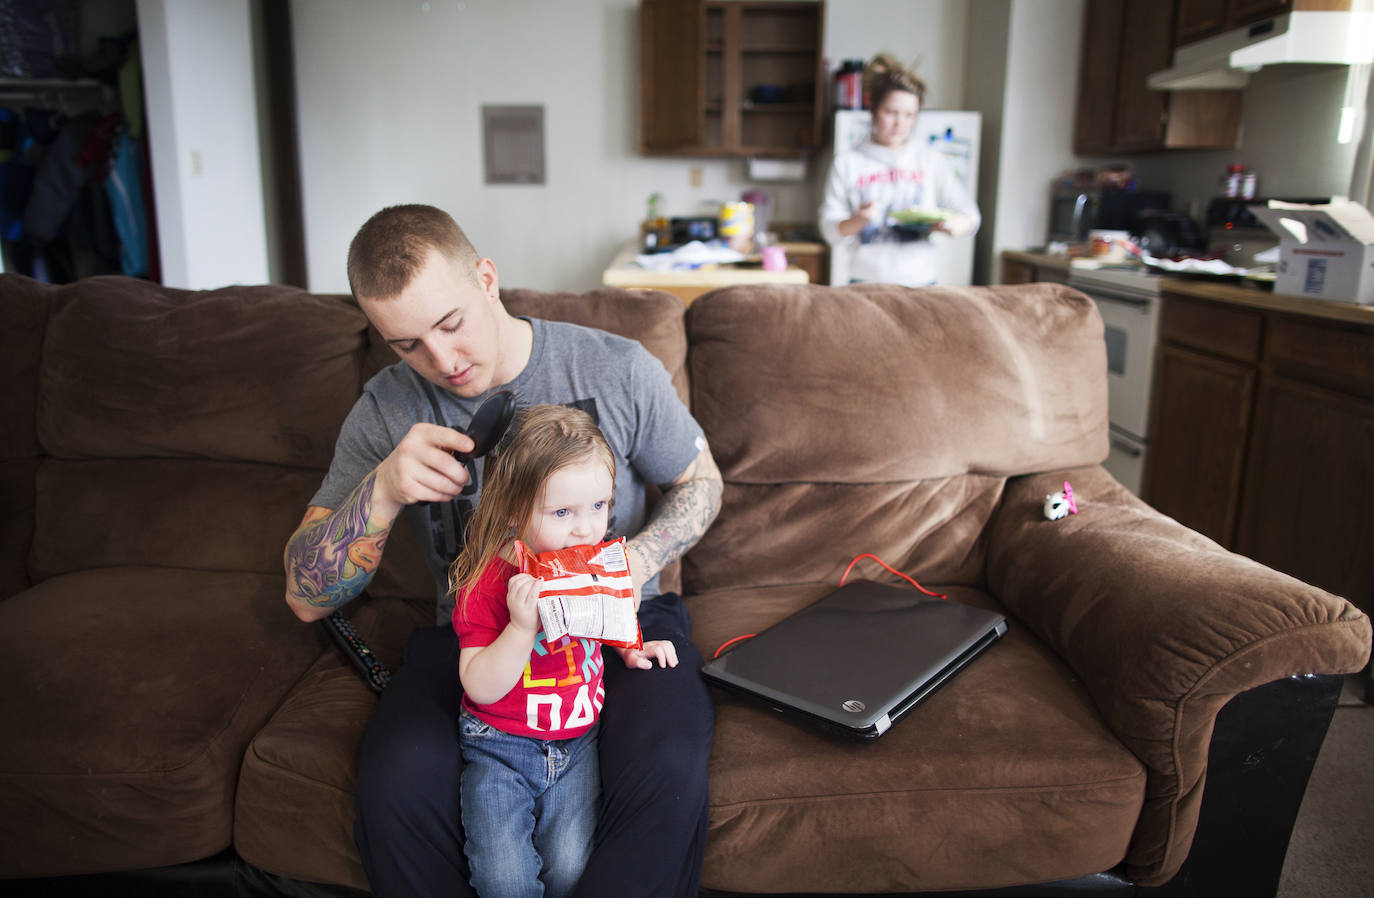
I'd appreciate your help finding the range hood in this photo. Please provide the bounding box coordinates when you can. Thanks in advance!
[1148,11,1374,91]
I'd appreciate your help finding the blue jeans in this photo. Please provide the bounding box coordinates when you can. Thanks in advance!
[355,593,713,898]
[459,710,600,898]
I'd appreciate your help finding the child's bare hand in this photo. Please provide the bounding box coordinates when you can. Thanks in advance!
[616,639,678,670]
[505,573,541,634]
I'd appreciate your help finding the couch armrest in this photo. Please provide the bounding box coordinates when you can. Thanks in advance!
[984,466,1370,886]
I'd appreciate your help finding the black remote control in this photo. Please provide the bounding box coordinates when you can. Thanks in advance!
[323,610,392,695]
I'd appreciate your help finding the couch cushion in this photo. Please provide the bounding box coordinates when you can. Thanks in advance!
[36,277,368,468]
[688,583,1146,893]
[28,458,324,582]
[687,473,1004,595]
[0,459,38,600]
[234,595,430,888]
[0,274,50,462]
[0,274,53,599]
[0,567,325,876]
[683,281,1108,597]
[501,288,690,403]
[685,282,1107,484]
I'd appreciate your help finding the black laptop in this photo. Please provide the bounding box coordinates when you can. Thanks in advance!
[700,580,1007,740]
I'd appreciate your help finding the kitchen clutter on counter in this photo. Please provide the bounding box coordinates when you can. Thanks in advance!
[636,190,791,272]
[633,240,747,272]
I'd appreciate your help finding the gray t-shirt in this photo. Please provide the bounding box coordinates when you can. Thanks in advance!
[310,317,705,624]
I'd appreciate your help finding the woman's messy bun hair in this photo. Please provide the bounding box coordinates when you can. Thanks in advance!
[864,53,927,110]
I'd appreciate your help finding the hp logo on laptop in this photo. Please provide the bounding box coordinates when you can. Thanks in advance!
[842,700,866,713]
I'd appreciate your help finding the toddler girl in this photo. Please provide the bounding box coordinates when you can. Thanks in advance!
[449,403,678,898]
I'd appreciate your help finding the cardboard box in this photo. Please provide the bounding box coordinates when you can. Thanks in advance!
[1248,200,1374,305]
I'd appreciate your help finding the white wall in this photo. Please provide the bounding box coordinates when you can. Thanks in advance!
[293,0,817,293]
[964,0,1011,285]
[962,0,1083,283]
[136,0,1374,291]
[292,0,988,293]
[137,0,269,288]
[824,0,970,109]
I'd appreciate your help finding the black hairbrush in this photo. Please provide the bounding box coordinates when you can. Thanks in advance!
[454,389,518,494]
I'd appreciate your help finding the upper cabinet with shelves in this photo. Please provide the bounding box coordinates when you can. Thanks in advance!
[1074,0,1242,154]
[640,0,825,158]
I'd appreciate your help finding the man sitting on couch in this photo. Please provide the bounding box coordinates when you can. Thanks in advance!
[282,204,723,898]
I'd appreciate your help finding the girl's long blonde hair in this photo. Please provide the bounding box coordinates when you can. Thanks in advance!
[448,403,615,619]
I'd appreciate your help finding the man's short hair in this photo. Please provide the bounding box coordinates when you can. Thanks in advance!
[347,204,481,300]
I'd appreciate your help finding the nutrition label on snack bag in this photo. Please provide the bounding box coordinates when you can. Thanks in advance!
[533,541,639,647]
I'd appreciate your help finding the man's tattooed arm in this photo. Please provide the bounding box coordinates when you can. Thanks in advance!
[625,442,724,595]
[283,471,392,622]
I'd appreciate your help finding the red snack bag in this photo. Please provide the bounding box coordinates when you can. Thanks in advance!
[515,537,643,651]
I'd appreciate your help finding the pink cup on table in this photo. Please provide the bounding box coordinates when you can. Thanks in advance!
[761,245,787,271]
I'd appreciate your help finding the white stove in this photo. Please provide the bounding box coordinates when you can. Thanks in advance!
[1067,264,1163,298]
[1068,265,1164,496]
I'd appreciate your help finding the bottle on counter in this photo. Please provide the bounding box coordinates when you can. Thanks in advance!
[834,59,863,110]
[719,201,755,253]
[1221,163,1245,198]
[642,192,671,253]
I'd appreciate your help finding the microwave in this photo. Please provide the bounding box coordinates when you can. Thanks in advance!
[1047,186,1171,244]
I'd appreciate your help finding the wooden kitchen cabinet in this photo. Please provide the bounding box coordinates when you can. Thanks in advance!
[1073,0,1124,156]
[1176,0,1350,46]
[1144,344,1256,545]
[1236,376,1374,610]
[1176,0,1230,44]
[640,0,825,158]
[1143,282,1374,617]
[1073,0,1242,154]
[999,251,1072,285]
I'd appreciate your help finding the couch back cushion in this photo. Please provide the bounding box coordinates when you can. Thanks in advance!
[0,275,53,598]
[500,287,691,403]
[38,278,368,466]
[683,282,1108,592]
[28,278,369,581]
[23,280,689,588]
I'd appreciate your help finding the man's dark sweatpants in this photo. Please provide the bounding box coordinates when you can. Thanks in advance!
[353,593,714,898]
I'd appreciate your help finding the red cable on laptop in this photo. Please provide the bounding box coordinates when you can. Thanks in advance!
[712,553,945,659]
[839,553,945,598]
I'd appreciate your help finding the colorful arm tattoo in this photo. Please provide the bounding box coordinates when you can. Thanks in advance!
[627,447,724,582]
[285,472,391,609]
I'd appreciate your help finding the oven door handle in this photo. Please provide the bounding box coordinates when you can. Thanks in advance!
[1082,289,1153,311]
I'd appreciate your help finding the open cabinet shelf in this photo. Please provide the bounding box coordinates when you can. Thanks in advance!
[640,0,825,158]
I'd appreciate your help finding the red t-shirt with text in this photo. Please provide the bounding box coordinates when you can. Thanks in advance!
[452,559,605,739]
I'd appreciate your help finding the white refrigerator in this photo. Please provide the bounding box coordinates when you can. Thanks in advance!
[829,109,981,287]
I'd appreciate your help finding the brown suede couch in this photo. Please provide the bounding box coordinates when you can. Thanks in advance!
[1,272,1369,897]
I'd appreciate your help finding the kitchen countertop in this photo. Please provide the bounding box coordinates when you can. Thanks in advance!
[1001,249,1074,274]
[602,243,810,293]
[1002,249,1374,328]
[1157,277,1374,328]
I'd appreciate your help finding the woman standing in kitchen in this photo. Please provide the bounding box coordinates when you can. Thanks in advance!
[819,54,980,287]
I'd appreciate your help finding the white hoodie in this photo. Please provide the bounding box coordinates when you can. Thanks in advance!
[819,137,980,287]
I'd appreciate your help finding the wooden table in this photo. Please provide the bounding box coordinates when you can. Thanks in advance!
[601,243,810,306]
